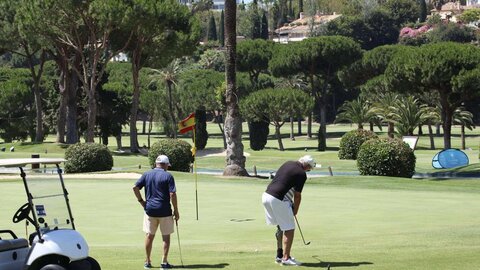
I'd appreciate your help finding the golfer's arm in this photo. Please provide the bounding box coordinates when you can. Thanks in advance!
[293,191,302,215]
[133,186,143,201]
[171,192,179,218]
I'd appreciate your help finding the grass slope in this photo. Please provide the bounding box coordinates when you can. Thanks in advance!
[2,173,480,269]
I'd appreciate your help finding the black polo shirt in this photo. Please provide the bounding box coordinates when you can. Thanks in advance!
[265,161,307,201]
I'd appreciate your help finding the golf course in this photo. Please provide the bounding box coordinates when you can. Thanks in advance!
[1,124,480,269]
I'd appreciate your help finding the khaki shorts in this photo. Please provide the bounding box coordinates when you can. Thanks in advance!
[143,213,174,235]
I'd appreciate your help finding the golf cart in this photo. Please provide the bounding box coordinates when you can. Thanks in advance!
[0,158,100,270]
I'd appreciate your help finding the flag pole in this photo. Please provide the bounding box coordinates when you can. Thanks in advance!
[193,127,198,220]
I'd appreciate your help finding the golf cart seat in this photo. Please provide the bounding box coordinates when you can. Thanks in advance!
[0,238,28,252]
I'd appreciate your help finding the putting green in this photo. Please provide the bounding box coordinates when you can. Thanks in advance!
[1,174,480,269]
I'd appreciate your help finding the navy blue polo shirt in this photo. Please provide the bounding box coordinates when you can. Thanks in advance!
[135,168,176,217]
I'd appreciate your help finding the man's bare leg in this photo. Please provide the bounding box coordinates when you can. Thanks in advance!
[162,234,171,264]
[145,233,155,264]
[282,229,295,260]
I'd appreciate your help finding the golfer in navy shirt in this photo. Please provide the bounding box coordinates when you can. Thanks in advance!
[133,155,179,269]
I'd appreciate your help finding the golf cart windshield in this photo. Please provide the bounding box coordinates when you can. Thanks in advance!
[0,158,74,236]
[27,176,73,233]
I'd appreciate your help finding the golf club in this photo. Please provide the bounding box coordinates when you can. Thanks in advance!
[294,216,310,245]
[175,220,185,268]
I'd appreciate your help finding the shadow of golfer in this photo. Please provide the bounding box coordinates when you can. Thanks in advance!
[302,261,373,268]
[181,263,229,268]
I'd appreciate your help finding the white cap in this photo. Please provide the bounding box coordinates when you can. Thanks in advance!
[155,155,171,166]
[298,155,316,169]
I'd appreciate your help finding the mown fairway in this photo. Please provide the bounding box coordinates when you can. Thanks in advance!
[1,123,480,269]
[2,173,480,270]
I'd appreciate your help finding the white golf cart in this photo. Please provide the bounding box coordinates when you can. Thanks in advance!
[0,158,101,270]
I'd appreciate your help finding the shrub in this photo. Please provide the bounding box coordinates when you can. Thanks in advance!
[149,139,194,172]
[64,143,113,173]
[338,129,378,160]
[248,120,269,151]
[357,138,416,178]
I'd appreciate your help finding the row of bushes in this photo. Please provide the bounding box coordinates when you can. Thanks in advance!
[64,139,193,173]
[64,130,415,178]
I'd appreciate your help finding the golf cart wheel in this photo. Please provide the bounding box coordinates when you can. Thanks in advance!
[68,257,100,270]
[39,264,67,270]
[87,257,101,270]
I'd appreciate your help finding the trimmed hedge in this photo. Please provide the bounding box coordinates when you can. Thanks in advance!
[64,143,113,173]
[357,138,416,178]
[148,139,194,172]
[248,120,269,151]
[338,129,378,160]
[195,109,208,150]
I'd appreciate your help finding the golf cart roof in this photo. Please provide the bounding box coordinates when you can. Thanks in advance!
[0,158,66,167]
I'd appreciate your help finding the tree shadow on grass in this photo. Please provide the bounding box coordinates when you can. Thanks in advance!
[181,263,229,268]
[302,256,373,268]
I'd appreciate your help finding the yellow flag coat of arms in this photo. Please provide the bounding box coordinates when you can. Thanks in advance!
[178,113,195,134]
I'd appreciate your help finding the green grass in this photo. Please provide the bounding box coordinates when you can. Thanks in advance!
[2,174,480,269]
[1,123,480,269]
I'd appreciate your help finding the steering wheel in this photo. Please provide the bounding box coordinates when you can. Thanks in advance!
[13,203,32,223]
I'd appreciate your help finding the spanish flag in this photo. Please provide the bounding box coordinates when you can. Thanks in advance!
[178,113,195,134]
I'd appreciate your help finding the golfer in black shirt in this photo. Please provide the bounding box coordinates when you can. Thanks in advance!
[262,155,316,266]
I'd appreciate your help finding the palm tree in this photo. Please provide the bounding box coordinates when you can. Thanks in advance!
[335,97,381,130]
[149,59,181,139]
[223,0,248,176]
[390,96,437,136]
[453,107,475,150]
[372,92,400,138]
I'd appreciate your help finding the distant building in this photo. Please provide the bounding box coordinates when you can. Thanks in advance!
[430,1,480,23]
[273,12,341,43]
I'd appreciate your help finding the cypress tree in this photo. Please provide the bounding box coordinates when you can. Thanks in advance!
[195,109,208,150]
[219,10,225,46]
[261,11,269,40]
[419,0,427,22]
[207,15,217,41]
[251,0,261,39]
[248,120,270,151]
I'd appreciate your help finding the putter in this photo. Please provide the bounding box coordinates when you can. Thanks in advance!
[294,216,311,245]
[175,220,185,268]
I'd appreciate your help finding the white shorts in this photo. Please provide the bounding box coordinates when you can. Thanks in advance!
[143,213,174,235]
[262,192,295,231]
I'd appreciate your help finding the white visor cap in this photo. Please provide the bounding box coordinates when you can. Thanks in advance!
[298,155,316,169]
[155,155,171,166]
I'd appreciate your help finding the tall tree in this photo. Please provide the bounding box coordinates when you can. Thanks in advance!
[261,11,269,40]
[236,39,274,88]
[251,0,262,39]
[149,59,182,139]
[121,0,199,152]
[270,36,363,150]
[219,10,225,46]
[0,0,47,142]
[386,42,480,149]
[419,0,427,22]
[208,15,218,41]
[20,0,134,143]
[240,88,313,151]
[224,0,248,176]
